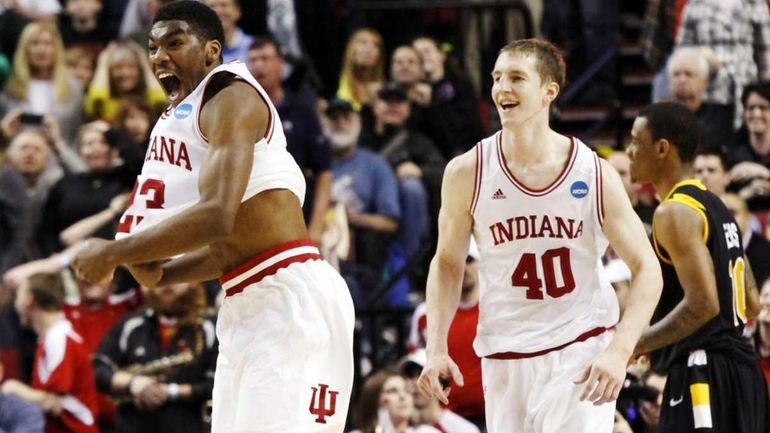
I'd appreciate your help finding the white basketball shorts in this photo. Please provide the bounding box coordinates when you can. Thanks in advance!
[482,330,615,433]
[211,240,355,433]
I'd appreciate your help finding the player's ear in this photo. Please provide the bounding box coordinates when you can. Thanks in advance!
[655,138,671,159]
[544,81,560,103]
[205,40,222,67]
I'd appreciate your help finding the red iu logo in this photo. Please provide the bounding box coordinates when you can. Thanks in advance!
[309,384,339,424]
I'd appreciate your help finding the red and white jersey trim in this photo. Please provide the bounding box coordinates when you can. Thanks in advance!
[497,133,578,197]
[220,239,322,297]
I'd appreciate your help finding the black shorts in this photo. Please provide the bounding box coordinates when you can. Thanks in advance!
[660,350,770,433]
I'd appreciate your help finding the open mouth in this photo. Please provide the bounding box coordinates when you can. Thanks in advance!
[158,72,182,103]
[500,102,519,111]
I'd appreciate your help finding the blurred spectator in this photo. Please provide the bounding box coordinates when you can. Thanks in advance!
[120,0,171,41]
[720,192,770,288]
[38,123,135,256]
[64,47,96,90]
[112,97,154,150]
[324,99,402,306]
[2,126,84,261]
[3,272,99,433]
[667,47,734,154]
[731,82,770,210]
[205,0,254,64]
[389,45,430,108]
[0,0,61,21]
[407,240,484,425]
[412,37,484,160]
[58,0,117,57]
[638,371,666,433]
[1,22,84,143]
[352,370,440,433]
[248,37,332,242]
[337,28,385,112]
[93,283,217,433]
[693,151,731,195]
[757,279,770,385]
[361,82,446,259]
[0,361,45,433]
[400,351,480,433]
[641,0,684,102]
[676,0,770,125]
[85,41,167,122]
[0,164,28,274]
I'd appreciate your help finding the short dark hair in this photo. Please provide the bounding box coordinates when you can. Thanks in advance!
[741,81,770,108]
[249,36,282,57]
[153,1,225,49]
[499,39,566,89]
[695,149,727,170]
[638,102,702,164]
[25,273,65,311]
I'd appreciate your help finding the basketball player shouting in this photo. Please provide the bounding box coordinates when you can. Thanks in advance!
[72,2,354,432]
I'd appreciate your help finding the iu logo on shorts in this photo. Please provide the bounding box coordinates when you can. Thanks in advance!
[309,384,338,424]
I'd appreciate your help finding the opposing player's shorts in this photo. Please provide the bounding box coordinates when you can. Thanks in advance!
[660,349,770,433]
[211,240,355,433]
[482,330,615,433]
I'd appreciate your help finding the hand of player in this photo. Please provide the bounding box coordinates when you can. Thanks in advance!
[126,261,164,289]
[574,347,627,406]
[72,238,117,286]
[417,353,464,405]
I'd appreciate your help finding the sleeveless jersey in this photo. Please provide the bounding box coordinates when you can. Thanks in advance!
[470,132,618,357]
[649,179,757,373]
[115,61,305,239]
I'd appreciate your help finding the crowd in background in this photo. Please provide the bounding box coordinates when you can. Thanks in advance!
[0,0,770,432]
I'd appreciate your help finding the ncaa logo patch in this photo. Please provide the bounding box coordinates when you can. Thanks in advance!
[570,181,589,199]
[174,103,193,120]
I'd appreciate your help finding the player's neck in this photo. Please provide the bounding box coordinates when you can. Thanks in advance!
[501,118,560,163]
[652,163,693,199]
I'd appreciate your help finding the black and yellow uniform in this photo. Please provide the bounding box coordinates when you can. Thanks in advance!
[650,179,769,433]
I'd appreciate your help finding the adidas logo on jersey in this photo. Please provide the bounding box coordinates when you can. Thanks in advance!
[492,189,506,200]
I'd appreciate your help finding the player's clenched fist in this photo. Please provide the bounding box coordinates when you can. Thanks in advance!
[72,238,116,285]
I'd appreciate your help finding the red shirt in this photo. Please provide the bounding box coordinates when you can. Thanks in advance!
[32,318,99,433]
[409,301,485,418]
[63,289,142,353]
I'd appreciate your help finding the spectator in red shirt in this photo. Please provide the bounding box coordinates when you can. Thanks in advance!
[408,239,484,426]
[2,272,99,433]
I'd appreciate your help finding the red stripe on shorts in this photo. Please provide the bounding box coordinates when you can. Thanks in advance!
[485,326,612,360]
[220,239,321,297]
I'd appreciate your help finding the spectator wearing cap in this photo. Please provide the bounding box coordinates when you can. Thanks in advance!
[361,82,446,259]
[38,123,136,256]
[323,98,403,306]
[400,350,480,433]
[408,240,484,426]
[248,37,332,243]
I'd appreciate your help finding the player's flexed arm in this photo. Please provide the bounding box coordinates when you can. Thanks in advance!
[416,151,475,405]
[73,80,269,285]
[575,159,663,405]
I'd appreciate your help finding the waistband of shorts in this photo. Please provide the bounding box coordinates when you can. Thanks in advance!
[484,326,613,360]
[220,239,321,297]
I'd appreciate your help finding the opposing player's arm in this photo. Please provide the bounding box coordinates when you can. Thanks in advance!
[599,158,663,358]
[417,150,475,404]
[634,202,718,354]
[744,256,760,319]
[104,80,266,266]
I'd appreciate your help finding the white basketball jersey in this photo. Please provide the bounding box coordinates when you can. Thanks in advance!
[470,132,618,357]
[115,61,305,239]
